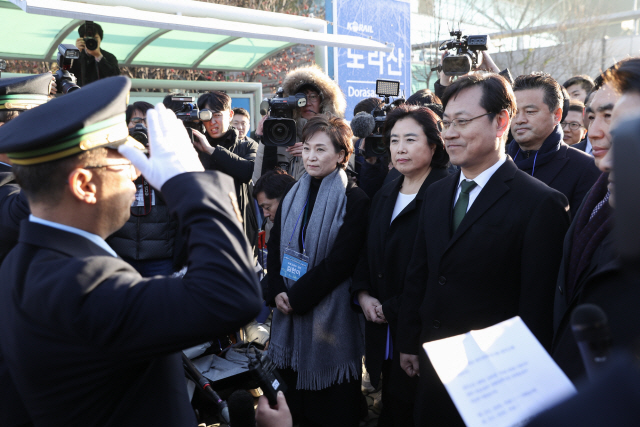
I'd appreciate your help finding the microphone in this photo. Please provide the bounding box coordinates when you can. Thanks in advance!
[571,304,612,381]
[181,353,230,424]
[228,389,257,427]
[350,111,376,138]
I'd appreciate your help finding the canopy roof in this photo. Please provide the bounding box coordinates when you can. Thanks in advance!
[0,0,393,72]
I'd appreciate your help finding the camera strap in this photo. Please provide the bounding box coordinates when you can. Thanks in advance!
[130,178,153,217]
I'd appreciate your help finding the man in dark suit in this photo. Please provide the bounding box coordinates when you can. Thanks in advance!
[0,76,262,427]
[507,73,600,219]
[552,58,640,383]
[397,73,571,427]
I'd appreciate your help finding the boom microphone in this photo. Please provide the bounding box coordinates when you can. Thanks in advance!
[350,111,376,138]
[571,304,612,381]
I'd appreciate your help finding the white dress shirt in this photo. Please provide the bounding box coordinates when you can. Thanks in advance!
[29,214,117,257]
[454,156,507,212]
[585,138,593,155]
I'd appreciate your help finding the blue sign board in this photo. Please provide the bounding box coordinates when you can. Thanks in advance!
[335,0,411,121]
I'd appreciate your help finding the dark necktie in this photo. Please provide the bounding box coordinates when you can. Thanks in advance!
[452,180,477,233]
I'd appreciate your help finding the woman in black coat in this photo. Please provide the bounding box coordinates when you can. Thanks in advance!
[351,105,450,427]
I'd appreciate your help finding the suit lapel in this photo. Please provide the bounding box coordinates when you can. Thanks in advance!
[445,161,515,252]
[533,146,568,185]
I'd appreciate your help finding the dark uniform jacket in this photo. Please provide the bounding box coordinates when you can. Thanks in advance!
[69,48,119,87]
[0,163,30,263]
[0,172,262,427]
[507,125,600,219]
[350,168,449,392]
[199,127,258,248]
[397,159,570,427]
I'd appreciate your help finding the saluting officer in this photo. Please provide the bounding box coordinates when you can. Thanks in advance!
[0,76,262,427]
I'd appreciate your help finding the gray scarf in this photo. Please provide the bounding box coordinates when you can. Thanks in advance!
[269,168,364,390]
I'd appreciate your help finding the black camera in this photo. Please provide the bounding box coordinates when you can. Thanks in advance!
[260,88,307,147]
[129,123,148,146]
[54,44,81,94]
[433,30,489,76]
[248,352,287,406]
[172,95,212,143]
[83,21,99,51]
[352,80,405,158]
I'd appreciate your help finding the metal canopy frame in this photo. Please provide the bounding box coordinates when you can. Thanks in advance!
[1,0,393,73]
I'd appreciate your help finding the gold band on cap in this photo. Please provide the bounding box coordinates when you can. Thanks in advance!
[8,114,130,165]
[0,94,50,111]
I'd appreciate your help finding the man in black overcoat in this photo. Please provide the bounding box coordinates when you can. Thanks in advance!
[0,76,262,427]
[507,73,600,219]
[397,73,571,427]
[552,58,640,383]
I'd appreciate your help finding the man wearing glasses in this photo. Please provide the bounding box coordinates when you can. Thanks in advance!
[507,73,600,219]
[397,73,571,427]
[562,100,588,146]
[192,91,259,250]
[0,76,261,427]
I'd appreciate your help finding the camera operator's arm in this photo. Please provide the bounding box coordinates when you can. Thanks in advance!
[192,129,256,184]
[95,50,120,78]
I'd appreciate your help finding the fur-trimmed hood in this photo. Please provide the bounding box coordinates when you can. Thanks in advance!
[281,65,346,119]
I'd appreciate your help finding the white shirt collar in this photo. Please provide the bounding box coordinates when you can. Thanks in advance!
[29,214,118,257]
[458,155,507,189]
[585,138,593,155]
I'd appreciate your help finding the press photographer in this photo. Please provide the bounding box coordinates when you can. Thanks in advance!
[433,30,512,99]
[253,65,346,182]
[70,21,120,87]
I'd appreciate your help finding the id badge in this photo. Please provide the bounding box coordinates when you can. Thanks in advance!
[280,247,309,282]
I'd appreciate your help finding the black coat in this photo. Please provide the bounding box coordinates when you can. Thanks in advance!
[351,168,449,391]
[0,172,262,427]
[199,128,259,248]
[69,48,120,87]
[398,159,570,427]
[0,164,30,263]
[573,139,588,153]
[508,128,600,219]
[551,187,640,383]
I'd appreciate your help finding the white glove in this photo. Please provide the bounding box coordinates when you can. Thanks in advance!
[118,103,204,189]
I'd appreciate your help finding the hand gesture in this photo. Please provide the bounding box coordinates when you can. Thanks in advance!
[358,291,386,324]
[400,353,420,377]
[275,292,293,315]
[118,103,204,189]
[256,392,293,427]
[190,128,215,155]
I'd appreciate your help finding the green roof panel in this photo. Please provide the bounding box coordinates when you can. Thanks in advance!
[201,38,292,70]
[134,31,230,67]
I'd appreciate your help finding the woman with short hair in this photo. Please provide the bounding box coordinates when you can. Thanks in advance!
[351,104,450,426]
[266,115,369,427]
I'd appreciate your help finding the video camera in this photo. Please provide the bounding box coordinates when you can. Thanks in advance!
[432,30,489,76]
[350,79,405,158]
[55,44,81,94]
[129,123,148,146]
[171,95,212,143]
[259,88,307,147]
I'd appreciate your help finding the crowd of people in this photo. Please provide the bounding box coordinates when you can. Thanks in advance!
[1,30,640,427]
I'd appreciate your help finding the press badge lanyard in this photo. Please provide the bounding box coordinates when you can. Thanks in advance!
[513,148,539,177]
[280,196,311,282]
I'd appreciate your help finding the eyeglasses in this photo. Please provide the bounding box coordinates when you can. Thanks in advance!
[438,112,496,132]
[560,121,585,131]
[306,94,321,101]
[85,162,140,180]
[130,117,146,125]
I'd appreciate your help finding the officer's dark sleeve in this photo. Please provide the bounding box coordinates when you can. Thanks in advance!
[287,187,370,315]
[0,183,30,262]
[202,139,257,184]
[97,50,120,78]
[396,202,429,356]
[75,172,262,358]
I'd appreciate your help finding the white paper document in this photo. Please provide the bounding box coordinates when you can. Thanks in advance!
[423,317,577,427]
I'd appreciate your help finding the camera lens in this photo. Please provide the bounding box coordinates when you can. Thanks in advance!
[270,123,290,143]
[372,139,387,156]
[84,38,98,51]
